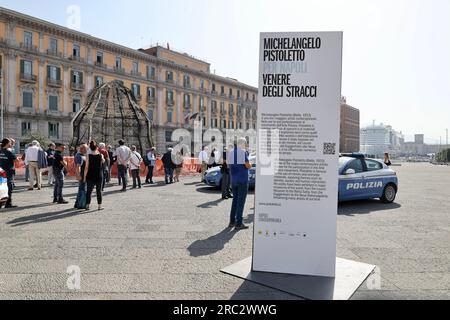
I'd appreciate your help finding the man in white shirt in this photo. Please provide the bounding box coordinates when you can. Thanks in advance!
[116,139,131,191]
[198,147,209,182]
[129,145,142,189]
[25,140,41,190]
[145,148,156,184]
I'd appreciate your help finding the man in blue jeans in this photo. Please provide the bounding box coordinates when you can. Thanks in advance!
[228,138,252,230]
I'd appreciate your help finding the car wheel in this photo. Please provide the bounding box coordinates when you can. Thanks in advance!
[381,184,396,203]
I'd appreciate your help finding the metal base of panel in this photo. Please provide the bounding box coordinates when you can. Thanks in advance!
[221,256,376,300]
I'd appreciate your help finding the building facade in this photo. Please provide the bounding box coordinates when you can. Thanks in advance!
[340,98,360,153]
[0,7,258,153]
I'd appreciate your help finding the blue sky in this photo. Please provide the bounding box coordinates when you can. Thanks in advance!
[2,0,450,143]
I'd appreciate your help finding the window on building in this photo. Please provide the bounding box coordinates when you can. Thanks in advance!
[183,75,190,88]
[47,66,60,80]
[73,98,81,113]
[221,86,225,95]
[50,38,58,52]
[167,111,173,123]
[238,122,242,129]
[95,76,103,87]
[147,87,156,99]
[147,109,154,121]
[48,123,60,139]
[237,90,241,99]
[147,66,156,79]
[131,84,140,97]
[212,83,216,93]
[253,94,256,102]
[115,56,122,68]
[184,93,190,107]
[23,91,33,108]
[24,31,33,46]
[96,52,103,64]
[202,117,206,126]
[73,44,80,58]
[214,119,218,128]
[246,123,250,130]
[223,120,227,128]
[166,71,174,82]
[166,90,174,103]
[72,71,83,84]
[253,123,256,129]
[230,121,234,129]
[246,92,249,100]
[132,61,139,74]
[165,130,173,142]
[21,122,31,137]
[229,104,234,113]
[200,79,204,90]
[229,88,233,96]
[49,95,58,111]
[21,60,33,75]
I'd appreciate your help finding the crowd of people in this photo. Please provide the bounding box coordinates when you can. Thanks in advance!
[0,137,253,230]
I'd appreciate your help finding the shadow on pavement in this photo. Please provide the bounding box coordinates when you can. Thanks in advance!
[184,181,204,186]
[338,200,401,216]
[195,186,255,195]
[188,228,238,257]
[1,202,56,213]
[7,208,84,227]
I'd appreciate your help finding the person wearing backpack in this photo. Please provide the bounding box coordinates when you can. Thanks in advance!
[130,145,143,189]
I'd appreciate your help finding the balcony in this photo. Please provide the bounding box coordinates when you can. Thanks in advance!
[229,95,235,100]
[69,55,85,63]
[131,70,142,77]
[71,82,85,91]
[134,94,142,101]
[166,100,175,107]
[147,74,156,81]
[46,49,63,58]
[95,61,107,69]
[20,73,37,83]
[17,106,36,115]
[166,78,174,84]
[220,92,227,97]
[45,109,61,116]
[147,96,156,104]
[211,90,217,96]
[183,83,191,89]
[47,77,62,88]
[113,66,125,74]
[20,42,39,53]
[183,103,191,110]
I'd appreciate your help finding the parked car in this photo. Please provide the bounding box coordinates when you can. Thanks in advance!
[204,156,256,189]
[338,153,398,203]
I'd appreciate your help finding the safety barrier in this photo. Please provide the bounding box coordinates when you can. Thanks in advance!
[14,156,202,178]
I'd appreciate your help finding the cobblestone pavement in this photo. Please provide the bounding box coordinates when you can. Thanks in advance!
[0,163,448,300]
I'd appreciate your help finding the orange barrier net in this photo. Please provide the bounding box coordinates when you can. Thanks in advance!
[14,156,201,178]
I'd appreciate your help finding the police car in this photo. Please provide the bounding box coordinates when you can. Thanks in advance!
[339,153,398,203]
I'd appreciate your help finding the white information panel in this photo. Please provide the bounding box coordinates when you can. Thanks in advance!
[253,32,343,277]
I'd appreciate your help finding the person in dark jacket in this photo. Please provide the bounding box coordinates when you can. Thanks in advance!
[83,141,105,211]
[161,147,175,184]
[221,147,233,200]
[52,143,69,204]
[0,138,18,208]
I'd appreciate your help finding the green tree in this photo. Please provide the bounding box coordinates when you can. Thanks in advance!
[23,131,53,148]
